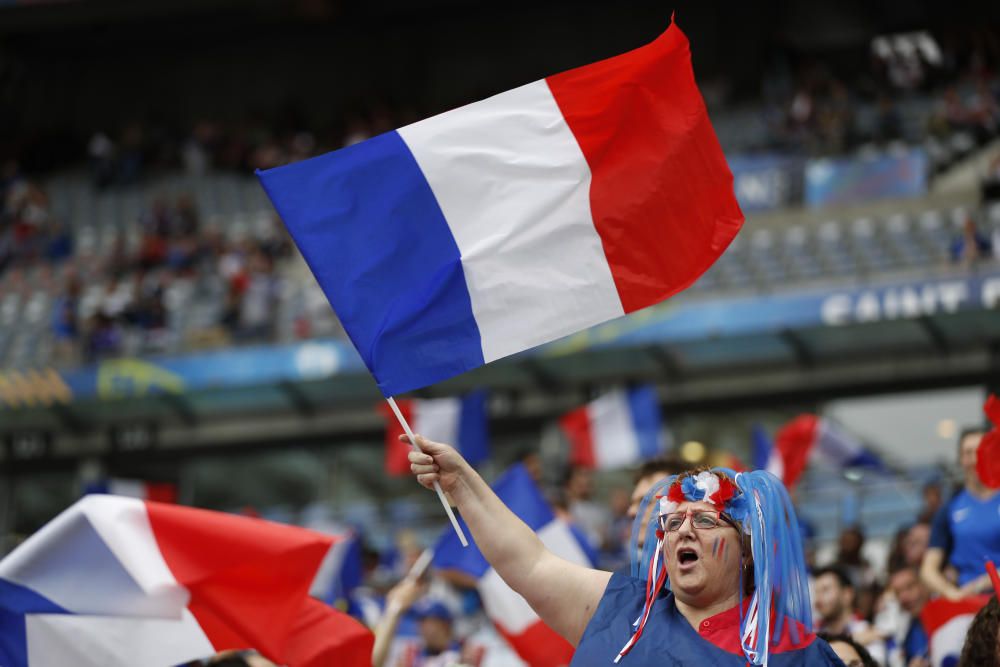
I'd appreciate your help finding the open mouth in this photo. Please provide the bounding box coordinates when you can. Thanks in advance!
[677,548,699,565]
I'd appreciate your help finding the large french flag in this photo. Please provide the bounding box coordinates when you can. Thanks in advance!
[382,391,490,475]
[765,414,884,488]
[920,596,990,667]
[0,495,373,667]
[257,20,742,397]
[433,464,594,667]
[559,386,664,469]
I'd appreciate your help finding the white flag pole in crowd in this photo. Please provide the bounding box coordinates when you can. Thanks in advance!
[388,396,469,547]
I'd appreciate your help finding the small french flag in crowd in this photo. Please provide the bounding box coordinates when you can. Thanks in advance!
[308,529,363,611]
[258,20,742,397]
[0,495,373,667]
[762,414,885,487]
[920,595,990,667]
[559,385,665,469]
[432,464,594,667]
[83,478,178,504]
[382,391,490,475]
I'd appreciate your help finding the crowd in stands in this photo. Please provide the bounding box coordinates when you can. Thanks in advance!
[226,425,993,667]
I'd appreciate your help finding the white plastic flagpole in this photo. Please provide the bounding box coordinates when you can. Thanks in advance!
[387,397,469,547]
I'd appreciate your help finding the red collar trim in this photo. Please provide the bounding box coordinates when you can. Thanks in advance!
[694,598,816,656]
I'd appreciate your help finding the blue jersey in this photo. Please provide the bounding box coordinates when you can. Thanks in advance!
[929,488,1000,585]
[572,572,844,666]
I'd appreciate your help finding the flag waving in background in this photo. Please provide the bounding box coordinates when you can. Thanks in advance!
[257,19,742,397]
[764,414,885,488]
[0,495,373,667]
[82,478,178,504]
[920,595,990,667]
[559,385,664,469]
[432,464,594,667]
[382,391,490,475]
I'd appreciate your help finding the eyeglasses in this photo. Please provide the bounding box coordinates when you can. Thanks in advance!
[659,509,736,533]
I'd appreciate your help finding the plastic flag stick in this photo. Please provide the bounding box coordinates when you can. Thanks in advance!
[387,397,468,547]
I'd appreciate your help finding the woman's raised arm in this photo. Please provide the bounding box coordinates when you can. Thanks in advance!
[408,435,611,645]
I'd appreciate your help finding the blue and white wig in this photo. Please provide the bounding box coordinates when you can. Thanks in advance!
[620,468,812,666]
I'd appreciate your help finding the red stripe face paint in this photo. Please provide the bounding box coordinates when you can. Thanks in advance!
[722,539,729,564]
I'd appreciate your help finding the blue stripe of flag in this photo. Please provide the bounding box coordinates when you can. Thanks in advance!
[257,132,485,396]
[627,385,663,460]
[458,391,490,466]
[433,464,553,578]
[0,578,68,667]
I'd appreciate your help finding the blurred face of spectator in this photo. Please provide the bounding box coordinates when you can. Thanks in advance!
[565,467,593,501]
[903,523,930,567]
[838,527,864,561]
[814,573,851,624]
[889,568,929,617]
[609,488,629,517]
[419,617,452,653]
[828,640,865,667]
[960,431,984,479]
[662,500,744,609]
[628,473,661,550]
[923,483,942,513]
[520,452,542,482]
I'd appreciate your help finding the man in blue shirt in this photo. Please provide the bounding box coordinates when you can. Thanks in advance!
[887,564,930,665]
[921,428,1000,599]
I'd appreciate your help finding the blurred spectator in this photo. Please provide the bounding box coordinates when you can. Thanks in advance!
[836,526,878,590]
[818,632,879,667]
[922,428,1000,600]
[625,456,689,556]
[982,152,1000,202]
[919,481,944,524]
[874,95,904,144]
[372,579,477,667]
[237,250,279,340]
[887,564,931,667]
[85,311,123,360]
[813,564,888,665]
[950,216,992,266]
[88,131,116,189]
[50,273,81,365]
[561,466,610,553]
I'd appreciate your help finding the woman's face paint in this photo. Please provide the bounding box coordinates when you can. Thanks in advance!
[722,538,729,564]
[711,536,721,559]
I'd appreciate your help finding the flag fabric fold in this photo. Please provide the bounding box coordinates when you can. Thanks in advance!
[560,385,664,469]
[257,20,742,396]
[0,495,373,667]
[382,391,490,475]
[433,464,594,666]
[766,414,885,488]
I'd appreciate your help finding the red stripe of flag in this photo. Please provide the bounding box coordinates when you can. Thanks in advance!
[380,399,415,476]
[546,21,743,313]
[560,406,596,468]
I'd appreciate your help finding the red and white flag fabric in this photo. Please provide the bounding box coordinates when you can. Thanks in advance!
[766,414,884,488]
[84,478,178,504]
[559,386,664,469]
[920,595,990,667]
[0,495,374,667]
[382,391,490,475]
